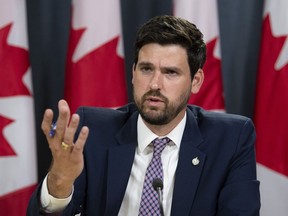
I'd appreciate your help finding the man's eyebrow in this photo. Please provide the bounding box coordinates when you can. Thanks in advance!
[137,62,153,67]
[137,62,181,72]
[162,66,180,71]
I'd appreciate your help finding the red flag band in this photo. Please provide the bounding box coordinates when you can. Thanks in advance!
[64,0,127,113]
[174,0,225,111]
[254,0,288,215]
[0,1,37,215]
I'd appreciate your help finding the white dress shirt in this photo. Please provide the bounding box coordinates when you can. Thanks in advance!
[41,113,187,215]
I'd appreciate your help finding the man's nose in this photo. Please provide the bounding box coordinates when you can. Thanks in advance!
[149,71,162,90]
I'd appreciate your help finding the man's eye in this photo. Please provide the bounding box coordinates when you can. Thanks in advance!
[166,70,178,76]
[141,67,152,73]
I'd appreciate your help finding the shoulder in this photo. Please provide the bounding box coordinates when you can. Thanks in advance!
[187,105,255,132]
[76,103,138,127]
[77,103,137,116]
[186,106,256,164]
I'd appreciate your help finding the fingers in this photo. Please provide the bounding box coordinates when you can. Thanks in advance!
[54,100,71,140]
[63,113,80,145]
[41,109,54,138]
[41,99,89,156]
[73,126,89,154]
[41,99,70,140]
[42,99,88,149]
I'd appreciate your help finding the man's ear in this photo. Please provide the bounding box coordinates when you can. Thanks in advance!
[191,69,204,94]
[132,63,135,84]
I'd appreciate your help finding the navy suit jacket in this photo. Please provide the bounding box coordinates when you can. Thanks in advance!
[27,103,260,215]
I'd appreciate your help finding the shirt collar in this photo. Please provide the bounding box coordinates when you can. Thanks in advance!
[137,112,187,152]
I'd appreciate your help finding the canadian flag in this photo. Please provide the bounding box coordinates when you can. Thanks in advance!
[0,0,37,215]
[173,0,225,111]
[65,0,127,113]
[254,0,288,215]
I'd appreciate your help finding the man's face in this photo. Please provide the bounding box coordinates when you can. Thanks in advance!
[132,43,201,125]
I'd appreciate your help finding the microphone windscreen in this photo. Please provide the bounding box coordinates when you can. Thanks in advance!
[152,178,163,191]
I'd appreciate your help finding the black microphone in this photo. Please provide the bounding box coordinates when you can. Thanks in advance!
[152,178,164,216]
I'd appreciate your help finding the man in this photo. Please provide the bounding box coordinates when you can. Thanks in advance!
[27,15,260,215]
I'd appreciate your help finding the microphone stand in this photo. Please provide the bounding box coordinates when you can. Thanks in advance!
[153,178,164,216]
[156,187,164,216]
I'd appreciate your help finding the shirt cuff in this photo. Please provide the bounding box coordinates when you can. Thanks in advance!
[40,175,73,213]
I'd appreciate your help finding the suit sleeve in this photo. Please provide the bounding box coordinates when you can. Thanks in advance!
[26,181,80,216]
[217,118,261,216]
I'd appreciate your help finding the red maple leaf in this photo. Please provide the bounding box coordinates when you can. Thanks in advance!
[188,38,225,110]
[64,27,128,113]
[255,15,288,177]
[0,115,16,156]
[0,23,30,97]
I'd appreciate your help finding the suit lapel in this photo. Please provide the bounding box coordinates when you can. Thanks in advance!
[104,106,206,215]
[105,111,138,215]
[171,108,206,215]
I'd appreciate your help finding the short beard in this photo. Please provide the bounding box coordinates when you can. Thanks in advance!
[134,89,190,125]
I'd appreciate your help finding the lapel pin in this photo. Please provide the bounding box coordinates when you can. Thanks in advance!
[192,157,200,166]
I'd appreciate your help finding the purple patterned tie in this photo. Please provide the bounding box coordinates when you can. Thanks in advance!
[138,137,170,216]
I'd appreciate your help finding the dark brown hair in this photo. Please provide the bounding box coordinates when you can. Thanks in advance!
[134,15,206,78]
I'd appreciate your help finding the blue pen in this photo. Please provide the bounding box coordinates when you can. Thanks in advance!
[49,121,57,137]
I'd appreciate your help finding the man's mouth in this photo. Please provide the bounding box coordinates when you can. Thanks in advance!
[147,96,162,102]
[145,96,164,106]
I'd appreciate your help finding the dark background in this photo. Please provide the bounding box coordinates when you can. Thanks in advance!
[26,0,264,180]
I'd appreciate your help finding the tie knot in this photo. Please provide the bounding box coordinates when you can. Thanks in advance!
[152,137,170,156]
